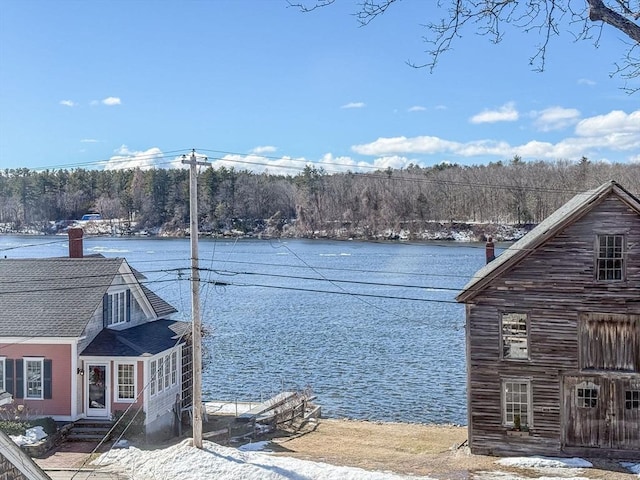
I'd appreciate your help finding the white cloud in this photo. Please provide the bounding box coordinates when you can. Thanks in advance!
[578,78,596,86]
[350,109,640,164]
[630,154,640,163]
[102,96,122,106]
[59,100,77,107]
[353,136,461,156]
[341,102,365,109]
[408,106,426,112]
[103,146,164,170]
[532,107,581,132]
[575,110,640,137]
[470,102,519,124]
[251,145,277,155]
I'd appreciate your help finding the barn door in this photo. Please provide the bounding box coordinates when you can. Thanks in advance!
[563,376,609,448]
[610,377,640,450]
[564,376,640,450]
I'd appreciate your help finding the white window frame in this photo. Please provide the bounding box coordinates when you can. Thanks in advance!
[115,362,136,403]
[106,290,128,326]
[150,360,157,396]
[596,234,625,281]
[157,357,164,393]
[164,354,170,389]
[502,379,532,429]
[0,357,5,391]
[500,312,529,360]
[24,357,44,400]
[171,351,178,386]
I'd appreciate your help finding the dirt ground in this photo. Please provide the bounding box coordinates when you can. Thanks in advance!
[265,419,638,480]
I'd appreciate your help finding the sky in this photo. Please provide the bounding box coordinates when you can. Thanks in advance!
[0,0,639,175]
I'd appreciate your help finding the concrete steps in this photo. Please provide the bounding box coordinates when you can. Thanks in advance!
[67,419,113,442]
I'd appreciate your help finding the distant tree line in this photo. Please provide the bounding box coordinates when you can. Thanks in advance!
[1,158,638,239]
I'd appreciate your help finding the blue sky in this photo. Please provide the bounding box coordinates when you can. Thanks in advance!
[0,0,638,174]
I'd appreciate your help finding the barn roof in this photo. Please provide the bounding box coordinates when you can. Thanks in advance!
[456,180,640,303]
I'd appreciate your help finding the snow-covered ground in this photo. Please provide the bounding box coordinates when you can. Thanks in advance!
[93,439,640,480]
[94,439,427,480]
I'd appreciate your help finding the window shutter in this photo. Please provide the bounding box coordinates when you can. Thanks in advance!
[5,359,14,395]
[103,293,108,328]
[44,359,52,399]
[126,289,131,322]
[15,359,23,399]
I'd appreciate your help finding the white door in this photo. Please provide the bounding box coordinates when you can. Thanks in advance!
[86,363,110,417]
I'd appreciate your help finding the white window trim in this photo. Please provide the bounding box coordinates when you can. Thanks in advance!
[502,378,533,429]
[24,357,44,400]
[114,362,137,403]
[150,351,179,397]
[0,357,5,392]
[171,351,178,387]
[150,359,157,396]
[107,290,129,326]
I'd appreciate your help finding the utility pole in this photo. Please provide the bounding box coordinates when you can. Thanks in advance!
[181,149,208,449]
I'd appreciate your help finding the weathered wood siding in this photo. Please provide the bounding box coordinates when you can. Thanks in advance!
[466,195,640,457]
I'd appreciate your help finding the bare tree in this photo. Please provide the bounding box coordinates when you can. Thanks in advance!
[290,1,640,89]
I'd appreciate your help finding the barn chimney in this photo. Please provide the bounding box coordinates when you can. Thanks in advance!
[486,237,495,264]
[68,227,84,258]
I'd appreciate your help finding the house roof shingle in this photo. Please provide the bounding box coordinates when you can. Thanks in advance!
[0,257,124,337]
[80,319,190,356]
[0,256,178,337]
[456,180,640,303]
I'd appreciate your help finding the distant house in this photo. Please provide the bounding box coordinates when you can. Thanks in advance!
[457,180,640,458]
[0,228,191,439]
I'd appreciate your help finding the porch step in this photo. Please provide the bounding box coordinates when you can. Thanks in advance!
[67,419,113,442]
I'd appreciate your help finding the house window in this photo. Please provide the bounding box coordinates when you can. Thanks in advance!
[0,358,5,391]
[171,351,177,386]
[105,290,130,326]
[501,312,528,359]
[503,380,531,428]
[626,390,640,410]
[597,234,624,281]
[25,358,43,400]
[116,363,135,402]
[164,354,170,388]
[577,386,599,408]
[157,357,164,392]
[150,360,157,396]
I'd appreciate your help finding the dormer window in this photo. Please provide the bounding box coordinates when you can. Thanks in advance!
[104,290,131,326]
[597,234,624,281]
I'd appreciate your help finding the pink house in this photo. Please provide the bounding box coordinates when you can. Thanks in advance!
[0,229,191,439]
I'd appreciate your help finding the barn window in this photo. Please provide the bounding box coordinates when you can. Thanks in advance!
[577,386,599,408]
[501,312,528,359]
[626,390,640,410]
[596,234,624,281]
[503,380,531,428]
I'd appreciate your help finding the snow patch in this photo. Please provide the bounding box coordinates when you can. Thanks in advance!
[10,426,47,446]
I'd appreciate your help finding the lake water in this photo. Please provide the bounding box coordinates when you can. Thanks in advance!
[1,235,488,425]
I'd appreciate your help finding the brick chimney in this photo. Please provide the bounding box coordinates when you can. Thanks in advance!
[68,227,84,258]
[486,237,495,264]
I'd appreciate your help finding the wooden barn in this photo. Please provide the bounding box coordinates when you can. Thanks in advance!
[456,180,640,458]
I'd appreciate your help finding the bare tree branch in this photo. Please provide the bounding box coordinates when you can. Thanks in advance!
[290,0,640,85]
